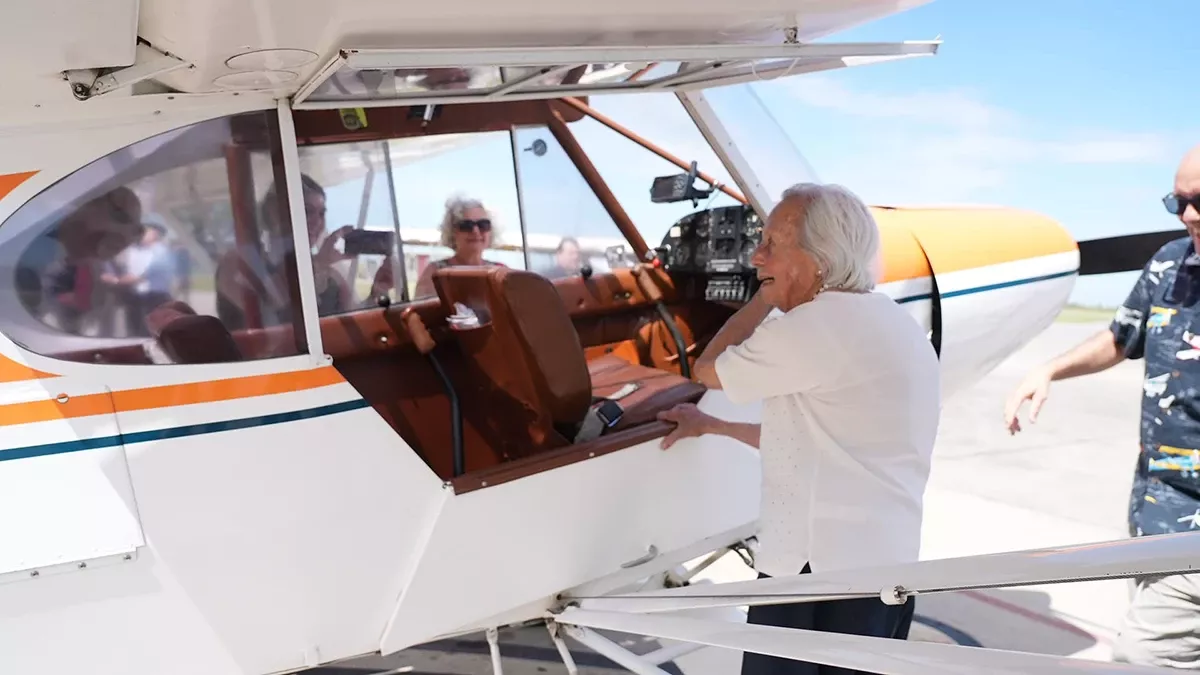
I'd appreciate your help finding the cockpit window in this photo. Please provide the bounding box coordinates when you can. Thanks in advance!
[570,93,743,245]
[698,84,820,211]
[293,141,406,314]
[277,130,531,313]
[512,124,633,278]
[0,110,308,365]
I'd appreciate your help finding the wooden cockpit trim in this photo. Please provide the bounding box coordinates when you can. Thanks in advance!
[290,99,588,147]
[449,420,672,494]
[556,97,748,206]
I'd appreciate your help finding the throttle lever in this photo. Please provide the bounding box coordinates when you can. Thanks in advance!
[401,306,436,355]
[630,264,664,303]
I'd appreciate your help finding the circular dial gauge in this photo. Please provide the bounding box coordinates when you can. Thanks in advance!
[743,213,762,237]
[741,241,758,267]
[672,242,693,267]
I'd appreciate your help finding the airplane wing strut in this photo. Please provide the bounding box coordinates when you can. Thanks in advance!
[541,532,1200,674]
[553,607,1173,675]
[567,530,1200,614]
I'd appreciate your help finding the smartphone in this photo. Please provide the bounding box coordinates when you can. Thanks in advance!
[343,229,395,256]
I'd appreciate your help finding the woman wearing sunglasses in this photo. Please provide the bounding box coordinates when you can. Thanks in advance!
[413,195,505,299]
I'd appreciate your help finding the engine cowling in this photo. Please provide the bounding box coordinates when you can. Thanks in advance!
[873,206,1080,399]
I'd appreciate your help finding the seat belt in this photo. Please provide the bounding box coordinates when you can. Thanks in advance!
[574,382,641,443]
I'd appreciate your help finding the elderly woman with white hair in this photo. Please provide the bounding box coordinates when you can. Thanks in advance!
[412,195,506,299]
[658,183,941,675]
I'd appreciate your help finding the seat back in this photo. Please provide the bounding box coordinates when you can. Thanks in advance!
[159,315,244,364]
[432,266,591,460]
[147,300,244,364]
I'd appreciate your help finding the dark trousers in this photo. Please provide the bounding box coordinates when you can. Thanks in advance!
[740,567,915,675]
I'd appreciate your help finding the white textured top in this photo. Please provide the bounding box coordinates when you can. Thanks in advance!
[714,291,941,575]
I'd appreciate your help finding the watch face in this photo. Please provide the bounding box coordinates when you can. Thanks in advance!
[597,399,624,426]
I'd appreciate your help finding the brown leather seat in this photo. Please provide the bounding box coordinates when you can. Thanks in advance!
[588,354,706,430]
[432,266,704,461]
[147,300,244,364]
[159,314,244,364]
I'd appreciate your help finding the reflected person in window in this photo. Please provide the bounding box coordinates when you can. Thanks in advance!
[543,236,582,280]
[412,195,506,299]
[215,174,391,329]
[101,222,177,337]
[39,187,146,335]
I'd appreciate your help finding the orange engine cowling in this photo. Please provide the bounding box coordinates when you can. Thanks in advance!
[871,206,1081,399]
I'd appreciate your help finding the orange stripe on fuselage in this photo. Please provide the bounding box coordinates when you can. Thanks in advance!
[0,170,38,200]
[872,206,1079,283]
[0,355,58,383]
[0,366,346,427]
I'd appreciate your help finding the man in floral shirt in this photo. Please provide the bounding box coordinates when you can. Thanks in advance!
[1004,144,1200,668]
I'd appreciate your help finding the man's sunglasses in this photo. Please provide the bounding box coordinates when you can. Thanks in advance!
[455,218,491,233]
[1163,193,1200,216]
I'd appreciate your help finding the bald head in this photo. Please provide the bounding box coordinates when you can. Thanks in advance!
[1178,143,1200,188]
[1172,144,1200,250]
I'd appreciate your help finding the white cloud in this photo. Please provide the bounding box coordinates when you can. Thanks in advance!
[783,76,1018,131]
[1046,134,1173,164]
[767,75,1174,203]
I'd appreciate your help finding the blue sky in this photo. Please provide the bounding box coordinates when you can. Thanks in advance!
[320,0,1200,306]
[758,0,1200,306]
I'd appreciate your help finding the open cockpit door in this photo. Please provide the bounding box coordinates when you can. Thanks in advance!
[291,42,940,109]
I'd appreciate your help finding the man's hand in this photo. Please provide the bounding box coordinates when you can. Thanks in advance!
[657,403,715,449]
[1003,366,1053,435]
[1002,329,1127,435]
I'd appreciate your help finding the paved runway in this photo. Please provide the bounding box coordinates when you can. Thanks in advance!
[306,318,1150,674]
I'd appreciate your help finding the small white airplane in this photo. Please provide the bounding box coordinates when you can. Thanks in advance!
[0,1,1194,674]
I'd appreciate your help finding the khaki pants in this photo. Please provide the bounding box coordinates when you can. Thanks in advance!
[1113,573,1200,669]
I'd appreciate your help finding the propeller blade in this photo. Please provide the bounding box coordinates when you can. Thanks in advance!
[1077,229,1187,275]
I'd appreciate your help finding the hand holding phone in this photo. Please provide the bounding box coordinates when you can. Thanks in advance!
[343,229,395,256]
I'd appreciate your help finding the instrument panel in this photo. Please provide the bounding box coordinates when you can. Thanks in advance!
[655,205,763,303]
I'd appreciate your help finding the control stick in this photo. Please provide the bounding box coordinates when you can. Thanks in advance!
[631,264,692,380]
[401,307,465,478]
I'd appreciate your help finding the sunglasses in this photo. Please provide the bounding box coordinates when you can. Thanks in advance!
[455,218,492,233]
[1163,193,1200,216]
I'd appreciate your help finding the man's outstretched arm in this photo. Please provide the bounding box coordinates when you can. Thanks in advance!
[1042,328,1127,380]
[1004,328,1127,433]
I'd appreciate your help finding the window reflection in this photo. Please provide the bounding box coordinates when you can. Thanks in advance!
[3,111,306,364]
[293,132,525,309]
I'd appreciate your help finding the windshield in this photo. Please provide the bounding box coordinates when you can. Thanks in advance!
[698,83,821,213]
[568,92,744,247]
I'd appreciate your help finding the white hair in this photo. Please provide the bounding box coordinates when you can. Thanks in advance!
[780,182,880,292]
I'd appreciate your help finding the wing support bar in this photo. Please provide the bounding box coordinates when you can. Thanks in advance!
[567,530,1200,614]
[553,608,1176,675]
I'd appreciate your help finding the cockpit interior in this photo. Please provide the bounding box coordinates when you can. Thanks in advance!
[0,94,779,494]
